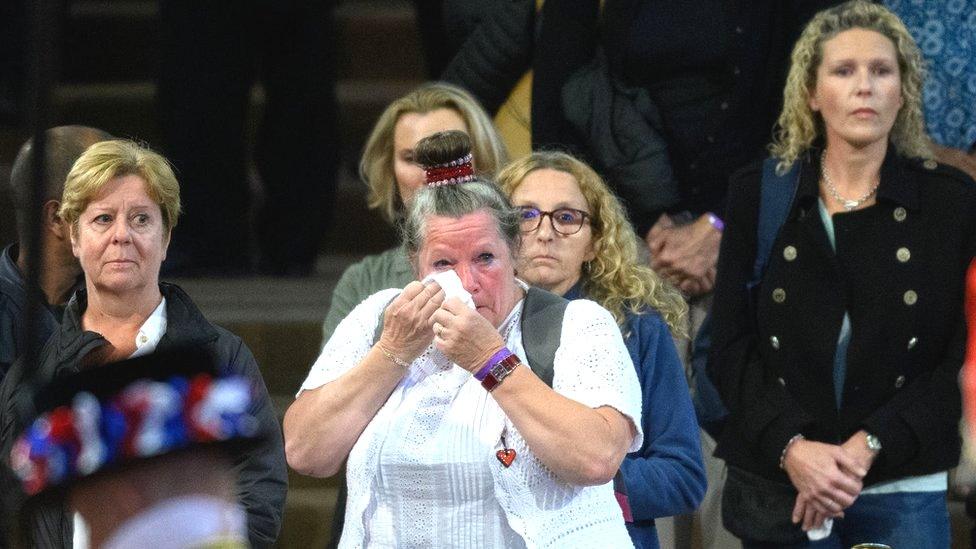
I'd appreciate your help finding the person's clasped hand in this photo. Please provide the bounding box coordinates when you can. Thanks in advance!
[430,297,506,373]
[646,213,721,296]
[376,281,445,363]
[782,438,868,532]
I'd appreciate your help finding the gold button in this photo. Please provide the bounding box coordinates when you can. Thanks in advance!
[894,375,906,388]
[783,246,797,261]
[896,247,910,263]
[903,290,918,305]
[772,288,786,303]
[139,334,148,344]
[907,336,918,350]
[770,336,780,350]
[923,159,938,170]
[893,207,907,222]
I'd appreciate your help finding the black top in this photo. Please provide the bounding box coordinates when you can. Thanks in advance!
[707,147,976,483]
[533,0,842,235]
[0,283,288,548]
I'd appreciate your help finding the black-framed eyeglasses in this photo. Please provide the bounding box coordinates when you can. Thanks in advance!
[518,206,590,236]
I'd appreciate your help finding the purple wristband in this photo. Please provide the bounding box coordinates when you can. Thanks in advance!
[475,348,513,381]
[706,212,725,232]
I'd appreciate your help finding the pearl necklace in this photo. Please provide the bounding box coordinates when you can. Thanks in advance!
[820,150,880,211]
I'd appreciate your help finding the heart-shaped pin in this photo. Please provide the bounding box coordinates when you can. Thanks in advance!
[496,448,516,467]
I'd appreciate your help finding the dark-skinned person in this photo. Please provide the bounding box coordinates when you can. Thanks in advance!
[1,126,113,381]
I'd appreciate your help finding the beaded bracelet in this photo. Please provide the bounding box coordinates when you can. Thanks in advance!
[377,344,410,369]
[779,434,805,470]
[706,212,725,232]
[475,348,513,381]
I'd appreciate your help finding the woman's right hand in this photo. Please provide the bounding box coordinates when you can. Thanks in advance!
[376,281,445,363]
[783,439,866,528]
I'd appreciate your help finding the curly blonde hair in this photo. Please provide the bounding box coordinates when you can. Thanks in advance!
[361,82,508,224]
[770,0,932,172]
[498,152,687,336]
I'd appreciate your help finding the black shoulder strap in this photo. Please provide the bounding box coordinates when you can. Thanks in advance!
[519,287,569,387]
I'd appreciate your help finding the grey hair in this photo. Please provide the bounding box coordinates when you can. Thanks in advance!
[401,180,522,269]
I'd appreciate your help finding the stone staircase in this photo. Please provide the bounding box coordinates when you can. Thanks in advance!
[0,1,428,546]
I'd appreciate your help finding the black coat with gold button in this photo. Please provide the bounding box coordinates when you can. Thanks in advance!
[707,146,976,485]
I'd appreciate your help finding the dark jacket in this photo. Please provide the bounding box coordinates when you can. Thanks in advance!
[0,283,288,548]
[445,0,840,235]
[708,148,976,485]
[0,244,62,382]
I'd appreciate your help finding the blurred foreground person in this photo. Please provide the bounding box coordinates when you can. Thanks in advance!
[10,349,262,548]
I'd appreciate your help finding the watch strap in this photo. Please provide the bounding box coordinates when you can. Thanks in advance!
[481,354,521,392]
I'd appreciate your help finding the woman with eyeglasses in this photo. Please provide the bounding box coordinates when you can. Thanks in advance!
[498,151,705,549]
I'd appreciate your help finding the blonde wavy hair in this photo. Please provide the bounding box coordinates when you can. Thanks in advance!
[770,0,932,172]
[60,139,181,234]
[498,152,687,336]
[361,82,509,224]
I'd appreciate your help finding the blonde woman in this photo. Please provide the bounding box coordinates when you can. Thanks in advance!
[0,140,286,547]
[499,151,704,549]
[322,82,507,343]
[708,2,976,546]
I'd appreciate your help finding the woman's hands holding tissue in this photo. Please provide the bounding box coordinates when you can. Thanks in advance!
[430,297,506,373]
[377,281,445,363]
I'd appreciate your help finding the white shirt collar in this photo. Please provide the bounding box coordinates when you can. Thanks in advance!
[130,298,167,359]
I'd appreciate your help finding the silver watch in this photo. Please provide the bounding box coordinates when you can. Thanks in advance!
[865,433,882,453]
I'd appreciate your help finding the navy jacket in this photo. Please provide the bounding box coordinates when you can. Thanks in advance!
[566,285,706,549]
[0,244,62,382]
[709,148,976,484]
[0,283,287,548]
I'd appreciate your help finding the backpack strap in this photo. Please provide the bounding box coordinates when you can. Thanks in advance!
[519,286,569,386]
[693,157,801,437]
[751,157,801,287]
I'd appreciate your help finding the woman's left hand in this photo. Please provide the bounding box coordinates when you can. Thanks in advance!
[840,430,879,474]
[430,297,506,373]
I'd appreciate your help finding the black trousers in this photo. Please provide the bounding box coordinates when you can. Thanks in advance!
[157,0,339,274]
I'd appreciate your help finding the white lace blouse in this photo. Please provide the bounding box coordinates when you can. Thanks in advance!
[300,287,643,548]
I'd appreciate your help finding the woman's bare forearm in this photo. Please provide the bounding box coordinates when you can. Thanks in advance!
[283,346,405,477]
[490,367,635,486]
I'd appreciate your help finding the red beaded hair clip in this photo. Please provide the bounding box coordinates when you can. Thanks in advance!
[425,153,475,187]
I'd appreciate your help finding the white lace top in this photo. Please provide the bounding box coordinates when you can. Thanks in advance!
[300,287,643,548]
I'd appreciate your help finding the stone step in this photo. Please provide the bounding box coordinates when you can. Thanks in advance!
[62,0,424,83]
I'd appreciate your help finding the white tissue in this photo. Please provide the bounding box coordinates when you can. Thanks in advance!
[806,518,833,541]
[422,269,475,310]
